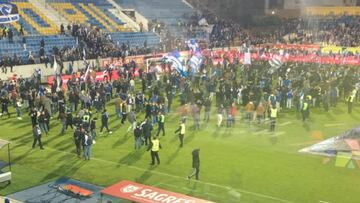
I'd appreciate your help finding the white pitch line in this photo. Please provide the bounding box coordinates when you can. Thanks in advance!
[289,141,318,146]
[279,121,293,126]
[156,182,220,199]
[274,131,286,136]
[40,146,295,203]
[254,130,268,135]
[324,123,345,127]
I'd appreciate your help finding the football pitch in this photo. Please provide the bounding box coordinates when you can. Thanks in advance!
[0,101,360,203]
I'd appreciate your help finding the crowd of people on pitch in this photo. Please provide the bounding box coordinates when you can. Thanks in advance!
[0,48,359,160]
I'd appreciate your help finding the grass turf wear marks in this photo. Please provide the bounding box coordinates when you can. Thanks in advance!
[1,102,360,202]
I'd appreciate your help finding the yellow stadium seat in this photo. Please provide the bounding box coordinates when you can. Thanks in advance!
[88,3,122,31]
[49,3,88,24]
[78,3,113,32]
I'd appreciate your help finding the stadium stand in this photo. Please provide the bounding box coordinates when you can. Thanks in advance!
[118,0,192,26]
[47,0,128,32]
[304,6,360,16]
[110,32,160,48]
[117,0,194,37]
[0,35,76,61]
[0,0,161,64]
[14,1,59,35]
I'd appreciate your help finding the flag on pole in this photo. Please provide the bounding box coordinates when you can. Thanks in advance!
[269,55,283,69]
[83,48,86,61]
[188,53,203,75]
[53,56,58,74]
[53,56,62,89]
[269,55,283,74]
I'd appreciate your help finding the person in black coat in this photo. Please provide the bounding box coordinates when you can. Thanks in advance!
[29,108,38,126]
[100,109,112,134]
[134,124,142,150]
[74,127,84,158]
[141,118,152,145]
[32,124,44,150]
[66,110,73,130]
[187,148,200,180]
[0,96,10,118]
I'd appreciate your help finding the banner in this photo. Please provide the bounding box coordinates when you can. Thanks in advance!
[0,3,19,24]
[102,55,145,68]
[47,67,142,86]
[101,180,214,203]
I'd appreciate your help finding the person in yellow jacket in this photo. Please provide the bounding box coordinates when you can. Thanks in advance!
[270,106,278,131]
[147,136,161,165]
[347,88,357,114]
[301,97,310,122]
[175,121,186,147]
[156,112,165,136]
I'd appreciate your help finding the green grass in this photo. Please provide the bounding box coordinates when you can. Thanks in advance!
[0,100,360,203]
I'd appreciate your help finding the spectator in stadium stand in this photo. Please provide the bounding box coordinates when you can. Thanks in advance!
[28,52,35,64]
[60,24,65,35]
[40,38,45,48]
[175,121,186,148]
[8,28,13,43]
[19,24,24,36]
[147,136,161,165]
[32,124,44,150]
[187,148,200,180]
[22,37,26,51]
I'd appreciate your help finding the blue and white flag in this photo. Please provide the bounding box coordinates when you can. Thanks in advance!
[163,51,188,77]
[268,55,283,74]
[188,53,203,75]
[0,3,19,24]
[186,39,200,54]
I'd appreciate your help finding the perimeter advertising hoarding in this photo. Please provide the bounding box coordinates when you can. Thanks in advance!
[101,180,214,203]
